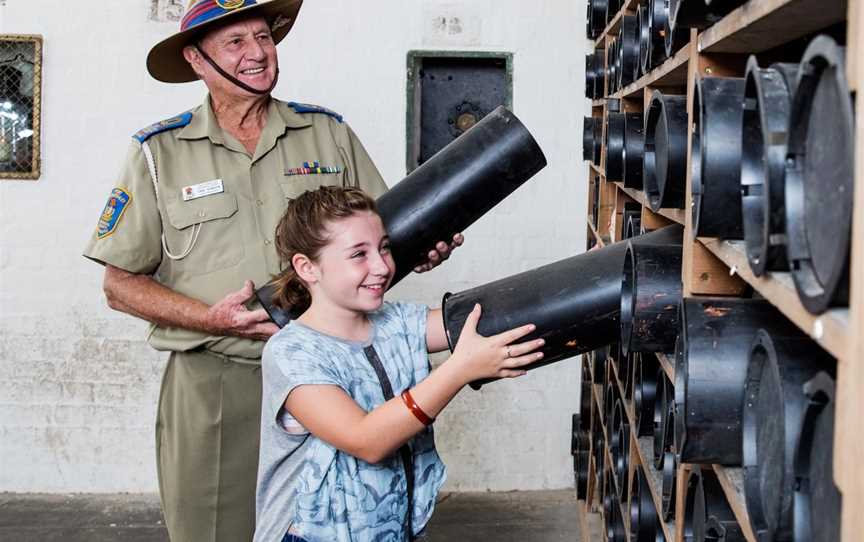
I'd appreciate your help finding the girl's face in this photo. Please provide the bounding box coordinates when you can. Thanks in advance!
[308,211,395,315]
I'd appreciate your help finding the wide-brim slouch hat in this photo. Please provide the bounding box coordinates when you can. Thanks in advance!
[147,0,303,84]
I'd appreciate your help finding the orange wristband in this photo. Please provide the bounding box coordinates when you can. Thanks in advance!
[401,389,435,426]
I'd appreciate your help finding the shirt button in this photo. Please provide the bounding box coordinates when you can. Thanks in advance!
[256,199,264,206]
[264,239,271,245]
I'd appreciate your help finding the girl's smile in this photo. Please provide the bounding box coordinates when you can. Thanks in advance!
[303,210,396,317]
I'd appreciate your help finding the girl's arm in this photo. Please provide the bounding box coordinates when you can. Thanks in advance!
[425,308,449,353]
[285,304,544,464]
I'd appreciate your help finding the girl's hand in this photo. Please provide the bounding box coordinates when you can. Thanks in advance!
[450,304,545,384]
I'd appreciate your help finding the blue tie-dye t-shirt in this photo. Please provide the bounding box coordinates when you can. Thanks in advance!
[255,302,447,542]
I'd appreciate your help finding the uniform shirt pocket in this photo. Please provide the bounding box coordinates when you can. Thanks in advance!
[163,192,245,274]
[278,165,346,199]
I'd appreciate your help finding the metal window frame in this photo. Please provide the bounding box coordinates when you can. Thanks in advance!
[0,34,43,181]
[405,50,514,174]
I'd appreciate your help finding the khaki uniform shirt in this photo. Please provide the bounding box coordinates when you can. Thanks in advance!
[84,97,388,360]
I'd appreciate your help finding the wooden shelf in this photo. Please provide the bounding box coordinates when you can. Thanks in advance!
[712,465,757,542]
[617,184,687,225]
[699,0,847,53]
[699,238,849,360]
[577,499,604,541]
[589,162,603,176]
[588,219,606,248]
[613,45,690,99]
[583,1,858,539]
[655,353,675,383]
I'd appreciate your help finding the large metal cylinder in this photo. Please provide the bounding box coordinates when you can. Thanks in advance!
[691,76,746,239]
[572,413,591,500]
[256,105,547,326]
[638,3,651,77]
[645,0,670,71]
[793,372,842,542]
[619,15,640,89]
[653,367,672,468]
[785,35,854,314]
[588,0,609,39]
[683,467,745,542]
[630,467,660,542]
[581,360,593,430]
[606,112,627,181]
[623,112,645,189]
[620,238,684,355]
[644,91,688,211]
[674,298,787,465]
[741,58,798,276]
[625,211,643,240]
[612,399,631,501]
[592,175,601,228]
[584,116,603,163]
[606,0,623,25]
[623,350,638,400]
[661,449,677,522]
[670,0,743,30]
[634,353,659,437]
[591,47,606,99]
[442,226,683,389]
[742,324,834,541]
[606,488,628,542]
[609,38,620,95]
[662,0,690,58]
[593,413,606,485]
[378,106,547,284]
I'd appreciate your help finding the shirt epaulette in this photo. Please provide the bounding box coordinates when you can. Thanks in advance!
[133,111,194,143]
[287,102,344,123]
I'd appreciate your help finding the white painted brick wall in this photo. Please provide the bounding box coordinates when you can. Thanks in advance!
[0,0,589,492]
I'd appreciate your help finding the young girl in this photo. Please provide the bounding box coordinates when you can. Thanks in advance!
[255,186,544,542]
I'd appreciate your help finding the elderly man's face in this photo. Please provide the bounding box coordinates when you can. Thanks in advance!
[188,16,278,97]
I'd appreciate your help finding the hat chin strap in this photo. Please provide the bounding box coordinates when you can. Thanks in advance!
[195,45,279,95]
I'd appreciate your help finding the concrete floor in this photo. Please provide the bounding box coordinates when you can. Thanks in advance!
[0,490,581,541]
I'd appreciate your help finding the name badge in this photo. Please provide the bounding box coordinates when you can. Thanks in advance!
[182,179,224,201]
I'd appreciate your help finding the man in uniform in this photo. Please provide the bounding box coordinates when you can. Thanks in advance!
[83,1,460,540]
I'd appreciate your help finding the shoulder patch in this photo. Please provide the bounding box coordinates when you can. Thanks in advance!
[287,102,344,123]
[133,111,193,143]
[97,188,132,239]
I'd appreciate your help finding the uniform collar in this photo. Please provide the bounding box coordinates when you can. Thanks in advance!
[177,95,312,145]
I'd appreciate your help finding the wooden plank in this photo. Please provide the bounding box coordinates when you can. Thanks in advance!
[588,219,606,248]
[686,241,749,296]
[615,45,690,99]
[655,353,675,383]
[699,239,849,360]
[839,1,864,539]
[617,184,687,225]
[699,0,847,54]
[674,465,690,542]
[712,465,758,542]
[640,205,674,233]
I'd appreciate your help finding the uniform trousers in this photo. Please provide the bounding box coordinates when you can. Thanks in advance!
[156,349,262,542]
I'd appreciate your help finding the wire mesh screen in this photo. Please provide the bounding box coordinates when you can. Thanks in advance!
[0,35,42,180]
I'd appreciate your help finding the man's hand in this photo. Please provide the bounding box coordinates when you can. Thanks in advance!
[206,280,280,340]
[413,233,465,273]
